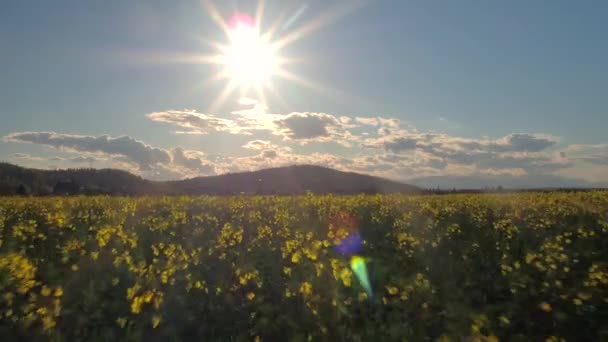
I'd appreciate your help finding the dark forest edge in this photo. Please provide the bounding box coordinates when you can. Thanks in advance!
[1,162,605,196]
[0,162,421,196]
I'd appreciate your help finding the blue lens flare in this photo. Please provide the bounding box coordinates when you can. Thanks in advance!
[335,232,363,256]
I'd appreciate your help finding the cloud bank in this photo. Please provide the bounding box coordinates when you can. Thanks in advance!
[3,100,606,184]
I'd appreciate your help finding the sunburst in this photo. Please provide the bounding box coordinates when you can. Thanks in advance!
[200,0,367,113]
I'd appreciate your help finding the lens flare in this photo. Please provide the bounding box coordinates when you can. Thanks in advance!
[351,255,372,298]
[335,232,363,256]
[331,212,363,255]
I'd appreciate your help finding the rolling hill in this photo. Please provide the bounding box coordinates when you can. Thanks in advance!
[0,163,422,196]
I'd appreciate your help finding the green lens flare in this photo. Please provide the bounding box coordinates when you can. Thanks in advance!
[350,255,372,298]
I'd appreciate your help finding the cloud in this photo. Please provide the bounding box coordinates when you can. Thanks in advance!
[358,129,568,177]
[8,153,101,166]
[69,156,98,163]
[260,150,278,159]
[370,132,557,158]
[355,117,400,128]
[4,131,171,170]
[494,134,558,152]
[171,147,215,175]
[384,137,419,153]
[231,101,364,145]
[149,102,389,148]
[9,153,49,162]
[242,140,280,151]
[339,116,352,124]
[475,153,571,174]
[561,144,608,165]
[267,112,361,147]
[5,97,604,184]
[147,110,242,135]
[274,112,340,140]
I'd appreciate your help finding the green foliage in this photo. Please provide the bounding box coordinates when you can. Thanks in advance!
[0,192,607,341]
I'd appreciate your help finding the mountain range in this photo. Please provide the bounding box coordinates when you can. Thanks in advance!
[1,162,604,196]
[0,162,421,196]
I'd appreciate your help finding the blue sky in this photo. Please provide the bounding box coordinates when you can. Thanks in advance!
[1,0,607,185]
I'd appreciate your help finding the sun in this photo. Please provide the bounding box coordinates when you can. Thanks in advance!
[196,0,367,112]
[217,16,281,89]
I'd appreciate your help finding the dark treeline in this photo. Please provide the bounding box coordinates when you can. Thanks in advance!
[2,162,603,197]
[0,162,161,196]
[0,163,422,196]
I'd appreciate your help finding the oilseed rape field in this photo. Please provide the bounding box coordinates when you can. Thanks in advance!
[0,192,607,341]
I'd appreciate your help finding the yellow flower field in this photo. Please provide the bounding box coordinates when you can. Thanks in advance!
[1,192,607,340]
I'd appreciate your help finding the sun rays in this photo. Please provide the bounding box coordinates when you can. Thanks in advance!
[199,0,367,113]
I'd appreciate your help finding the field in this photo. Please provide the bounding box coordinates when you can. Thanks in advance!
[1,193,607,341]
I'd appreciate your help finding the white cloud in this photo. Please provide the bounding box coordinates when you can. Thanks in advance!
[147,109,242,135]
[561,144,608,165]
[9,153,47,162]
[242,140,280,151]
[355,117,400,128]
[4,132,171,170]
[69,156,98,163]
[4,98,606,184]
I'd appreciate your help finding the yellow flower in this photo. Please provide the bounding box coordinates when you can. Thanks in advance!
[573,298,583,306]
[143,290,154,303]
[71,264,79,272]
[539,302,552,312]
[42,315,56,331]
[299,282,312,296]
[339,268,352,287]
[386,286,399,295]
[131,297,143,314]
[41,286,51,297]
[247,292,256,301]
[291,251,301,264]
[54,287,63,297]
[152,315,161,328]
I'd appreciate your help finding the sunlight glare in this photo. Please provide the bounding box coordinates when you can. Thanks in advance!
[218,15,280,89]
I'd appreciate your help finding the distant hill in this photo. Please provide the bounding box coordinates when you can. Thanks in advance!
[410,173,608,190]
[0,162,163,195]
[167,165,421,195]
[0,163,421,196]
